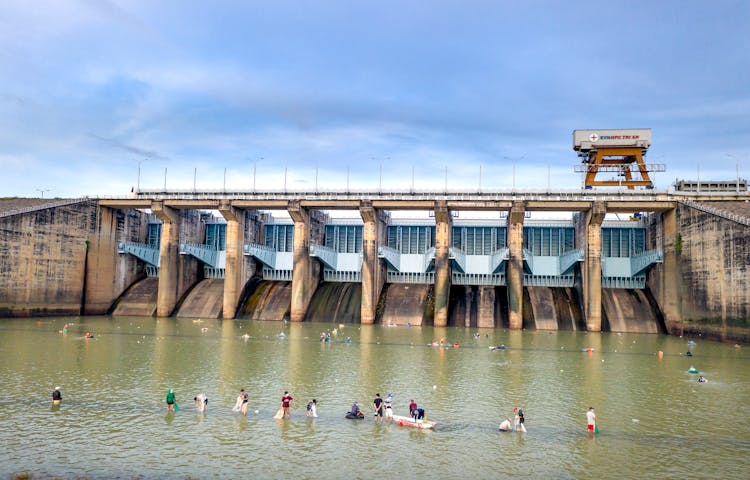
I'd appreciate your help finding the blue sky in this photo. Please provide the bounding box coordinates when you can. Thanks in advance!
[1,0,749,197]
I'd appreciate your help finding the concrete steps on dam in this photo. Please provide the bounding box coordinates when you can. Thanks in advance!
[380,284,434,326]
[174,279,224,318]
[239,281,292,321]
[305,282,362,324]
[602,289,663,333]
[111,277,158,316]
[524,287,584,331]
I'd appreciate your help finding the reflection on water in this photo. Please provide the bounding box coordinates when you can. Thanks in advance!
[1,316,749,479]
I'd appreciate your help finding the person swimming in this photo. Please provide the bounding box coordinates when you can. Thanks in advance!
[697,375,708,383]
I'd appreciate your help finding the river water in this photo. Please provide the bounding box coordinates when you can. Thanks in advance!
[1,316,748,479]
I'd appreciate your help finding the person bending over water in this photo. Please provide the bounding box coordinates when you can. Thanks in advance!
[52,387,62,405]
[194,392,208,413]
[499,418,512,431]
[412,407,425,422]
[306,399,318,417]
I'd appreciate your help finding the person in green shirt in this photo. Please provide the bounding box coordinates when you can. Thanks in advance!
[166,388,176,412]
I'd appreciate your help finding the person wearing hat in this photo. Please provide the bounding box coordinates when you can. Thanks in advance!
[52,387,62,405]
[166,388,176,412]
[383,393,394,424]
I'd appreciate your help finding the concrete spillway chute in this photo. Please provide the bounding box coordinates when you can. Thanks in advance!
[573,129,665,189]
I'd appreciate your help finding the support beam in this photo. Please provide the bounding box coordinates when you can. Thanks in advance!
[661,208,682,331]
[433,201,452,327]
[152,201,180,317]
[288,201,314,322]
[219,201,245,319]
[582,202,606,331]
[478,286,495,328]
[360,201,386,325]
[506,201,525,329]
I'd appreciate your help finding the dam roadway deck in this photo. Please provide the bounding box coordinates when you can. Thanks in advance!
[97,188,747,212]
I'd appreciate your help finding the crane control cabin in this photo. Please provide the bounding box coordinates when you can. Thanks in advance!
[573,129,665,189]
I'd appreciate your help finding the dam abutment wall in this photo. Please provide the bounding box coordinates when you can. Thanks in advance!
[647,202,750,341]
[0,200,146,317]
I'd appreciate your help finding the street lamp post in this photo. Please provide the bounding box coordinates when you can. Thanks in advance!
[137,159,144,192]
[727,153,740,193]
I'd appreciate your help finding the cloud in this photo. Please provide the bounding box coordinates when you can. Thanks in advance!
[87,133,170,160]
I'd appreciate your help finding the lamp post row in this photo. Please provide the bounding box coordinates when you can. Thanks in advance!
[135,154,745,192]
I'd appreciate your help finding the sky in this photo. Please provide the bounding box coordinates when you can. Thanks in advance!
[1,0,749,198]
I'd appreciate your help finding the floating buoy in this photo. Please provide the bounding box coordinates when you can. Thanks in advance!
[688,367,699,374]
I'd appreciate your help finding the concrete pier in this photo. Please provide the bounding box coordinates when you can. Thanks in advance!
[660,208,682,331]
[477,286,496,328]
[153,201,181,317]
[360,201,385,325]
[578,202,606,332]
[507,201,525,329]
[219,201,245,319]
[433,201,452,327]
[288,201,316,322]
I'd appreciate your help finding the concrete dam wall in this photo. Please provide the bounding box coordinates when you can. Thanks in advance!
[648,202,750,341]
[0,200,146,317]
[4,197,749,341]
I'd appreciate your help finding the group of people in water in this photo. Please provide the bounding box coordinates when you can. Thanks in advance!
[499,407,526,432]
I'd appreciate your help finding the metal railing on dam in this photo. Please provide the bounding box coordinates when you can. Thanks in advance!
[95,188,748,212]
[0,197,92,218]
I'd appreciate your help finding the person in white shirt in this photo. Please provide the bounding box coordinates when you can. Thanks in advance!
[383,393,394,424]
[499,418,512,431]
[586,407,596,433]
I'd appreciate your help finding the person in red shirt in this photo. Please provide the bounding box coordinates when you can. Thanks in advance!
[281,391,294,418]
[409,399,417,416]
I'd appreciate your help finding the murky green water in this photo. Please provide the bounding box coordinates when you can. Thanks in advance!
[1,317,748,479]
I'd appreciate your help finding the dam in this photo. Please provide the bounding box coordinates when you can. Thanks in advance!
[2,187,749,341]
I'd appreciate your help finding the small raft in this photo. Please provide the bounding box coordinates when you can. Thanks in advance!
[392,414,436,429]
